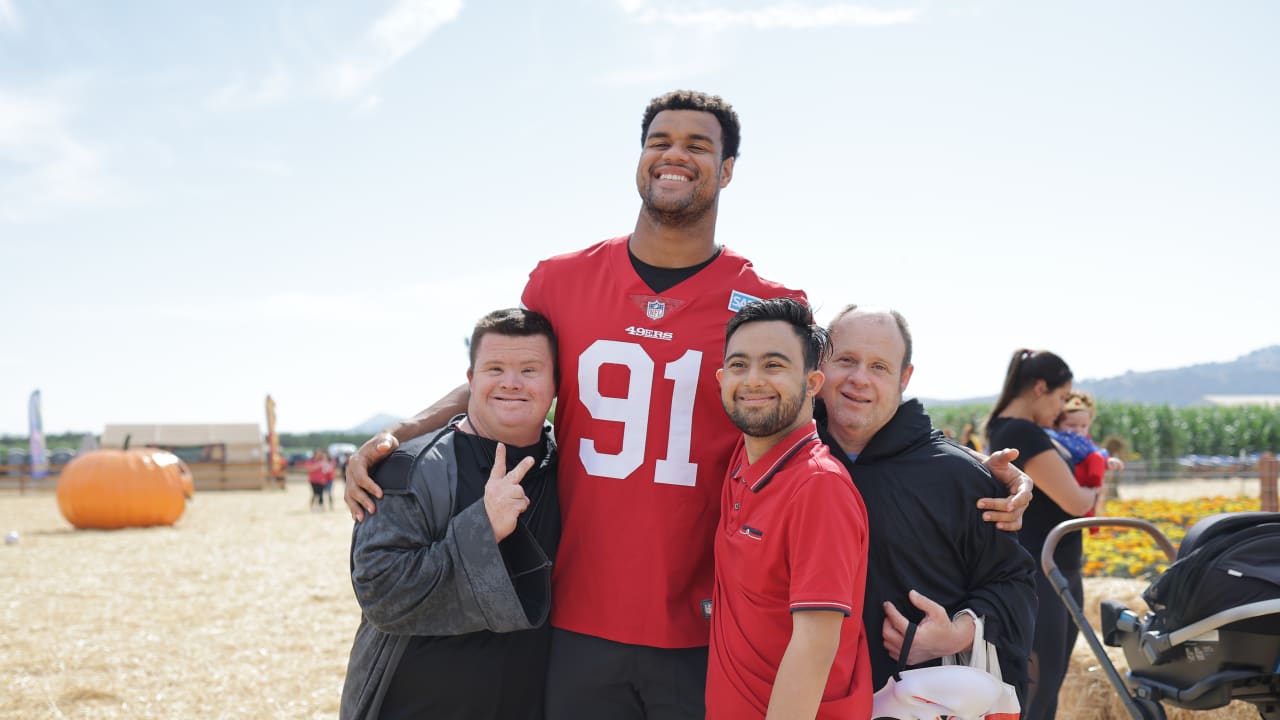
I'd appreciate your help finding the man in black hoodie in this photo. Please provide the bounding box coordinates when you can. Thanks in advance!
[814,305,1037,700]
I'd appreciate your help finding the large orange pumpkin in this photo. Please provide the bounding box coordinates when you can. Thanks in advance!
[146,449,195,499]
[56,449,187,529]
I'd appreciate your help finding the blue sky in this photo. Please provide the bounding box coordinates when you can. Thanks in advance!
[2,0,1277,435]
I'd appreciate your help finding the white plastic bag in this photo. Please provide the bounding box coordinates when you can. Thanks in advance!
[871,614,1021,720]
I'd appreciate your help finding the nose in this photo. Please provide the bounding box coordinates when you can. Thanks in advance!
[743,363,768,387]
[660,141,691,164]
[500,370,523,388]
[845,366,870,387]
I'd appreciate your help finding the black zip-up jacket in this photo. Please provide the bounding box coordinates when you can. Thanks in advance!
[816,399,1037,696]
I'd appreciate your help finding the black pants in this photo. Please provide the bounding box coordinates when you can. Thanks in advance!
[1026,566,1082,720]
[545,629,708,720]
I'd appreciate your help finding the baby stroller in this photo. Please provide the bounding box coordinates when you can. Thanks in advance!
[1042,512,1280,720]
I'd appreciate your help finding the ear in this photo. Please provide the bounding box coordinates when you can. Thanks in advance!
[715,368,725,385]
[466,367,474,384]
[899,363,914,393]
[1034,379,1048,396]
[719,156,735,188]
[806,369,825,398]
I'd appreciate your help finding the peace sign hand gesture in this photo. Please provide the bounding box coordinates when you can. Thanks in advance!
[484,443,535,542]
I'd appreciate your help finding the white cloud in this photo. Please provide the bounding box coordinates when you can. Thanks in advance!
[619,1,921,30]
[206,66,294,110]
[208,0,463,110]
[0,0,20,32]
[321,0,464,100]
[0,89,129,223]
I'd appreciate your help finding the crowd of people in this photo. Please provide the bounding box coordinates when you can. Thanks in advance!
[333,90,1116,720]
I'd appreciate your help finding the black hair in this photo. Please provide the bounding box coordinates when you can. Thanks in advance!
[828,304,914,371]
[641,90,741,161]
[987,349,1073,428]
[468,308,559,383]
[724,297,830,372]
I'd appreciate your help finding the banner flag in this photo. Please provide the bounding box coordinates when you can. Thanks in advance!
[265,394,284,477]
[28,390,48,480]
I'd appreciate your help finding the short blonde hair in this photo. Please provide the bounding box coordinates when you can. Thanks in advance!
[1058,391,1096,423]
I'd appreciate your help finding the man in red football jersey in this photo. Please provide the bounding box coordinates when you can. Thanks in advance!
[344,90,1032,719]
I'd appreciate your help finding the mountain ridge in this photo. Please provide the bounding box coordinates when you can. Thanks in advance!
[922,345,1280,407]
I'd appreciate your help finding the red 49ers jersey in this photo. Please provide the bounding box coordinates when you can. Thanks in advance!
[521,235,805,648]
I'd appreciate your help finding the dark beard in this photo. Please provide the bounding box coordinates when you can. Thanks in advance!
[639,178,717,227]
[726,393,805,438]
[641,195,714,227]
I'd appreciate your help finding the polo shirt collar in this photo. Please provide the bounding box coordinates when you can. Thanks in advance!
[730,420,820,494]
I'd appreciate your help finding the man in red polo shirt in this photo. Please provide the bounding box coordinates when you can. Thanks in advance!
[709,297,871,719]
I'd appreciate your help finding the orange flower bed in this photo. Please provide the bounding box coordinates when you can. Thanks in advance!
[1083,496,1262,579]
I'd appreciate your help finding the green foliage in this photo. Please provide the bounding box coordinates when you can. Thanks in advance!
[923,404,991,442]
[276,432,369,452]
[923,401,1280,460]
[9,401,1280,462]
[0,431,91,456]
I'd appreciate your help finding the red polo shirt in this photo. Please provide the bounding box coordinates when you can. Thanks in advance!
[706,421,872,719]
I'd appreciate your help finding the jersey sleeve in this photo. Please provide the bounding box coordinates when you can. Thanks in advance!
[785,472,866,616]
[520,261,550,317]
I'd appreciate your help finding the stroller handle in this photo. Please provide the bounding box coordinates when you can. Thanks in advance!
[1041,517,1180,720]
[1041,517,1178,579]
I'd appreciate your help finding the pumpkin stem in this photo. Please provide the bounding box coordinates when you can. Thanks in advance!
[123,434,131,450]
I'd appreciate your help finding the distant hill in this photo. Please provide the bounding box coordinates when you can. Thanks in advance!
[925,345,1280,407]
[345,414,402,435]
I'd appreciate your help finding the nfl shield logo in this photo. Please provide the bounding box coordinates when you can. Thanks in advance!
[646,300,666,320]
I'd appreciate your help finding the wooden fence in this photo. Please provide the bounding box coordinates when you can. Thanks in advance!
[0,461,279,494]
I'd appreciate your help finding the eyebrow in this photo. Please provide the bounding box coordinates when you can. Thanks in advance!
[647,131,717,145]
[725,351,794,363]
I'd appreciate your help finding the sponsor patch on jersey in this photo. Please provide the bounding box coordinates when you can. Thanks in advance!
[646,299,666,320]
[728,290,763,312]
[739,525,764,541]
[701,598,713,619]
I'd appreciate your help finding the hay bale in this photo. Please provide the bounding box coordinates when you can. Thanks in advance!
[1059,579,1261,720]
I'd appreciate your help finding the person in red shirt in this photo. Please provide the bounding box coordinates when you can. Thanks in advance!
[343,90,1033,719]
[303,448,336,511]
[709,297,871,719]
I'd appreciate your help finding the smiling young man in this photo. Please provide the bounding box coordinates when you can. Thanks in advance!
[340,308,561,720]
[709,298,871,720]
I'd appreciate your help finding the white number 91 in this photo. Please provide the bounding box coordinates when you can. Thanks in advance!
[577,340,701,487]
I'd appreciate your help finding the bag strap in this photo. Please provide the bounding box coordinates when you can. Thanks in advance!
[892,621,919,681]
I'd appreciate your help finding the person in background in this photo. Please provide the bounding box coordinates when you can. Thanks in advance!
[986,350,1101,720]
[961,421,984,453]
[303,449,335,511]
[1047,391,1124,522]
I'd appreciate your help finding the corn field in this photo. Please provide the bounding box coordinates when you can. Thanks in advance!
[926,402,1280,461]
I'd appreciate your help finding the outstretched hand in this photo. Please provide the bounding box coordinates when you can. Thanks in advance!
[976,447,1032,531]
[882,590,975,666]
[484,443,535,542]
[344,431,399,521]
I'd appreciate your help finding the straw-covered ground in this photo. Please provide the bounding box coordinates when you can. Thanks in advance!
[1,482,354,719]
[0,478,1267,719]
